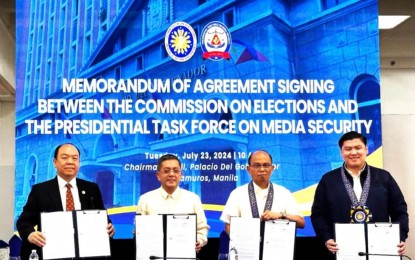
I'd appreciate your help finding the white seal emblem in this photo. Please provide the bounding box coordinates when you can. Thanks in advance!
[164,21,197,62]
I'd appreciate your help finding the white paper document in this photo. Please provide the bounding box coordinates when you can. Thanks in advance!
[166,214,197,259]
[76,210,111,258]
[135,215,164,260]
[367,223,400,260]
[229,217,261,260]
[41,210,110,259]
[262,220,296,260]
[335,223,366,260]
[41,211,76,260]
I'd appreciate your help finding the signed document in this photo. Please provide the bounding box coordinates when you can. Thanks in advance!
[335,223,366,260]
[135,215,164,260]
[41,210,110,259]
[229,217,261,260]
[367,223,400,260]
[76,210,111,258]
[262,220,296,260]
[166,214,197,259]
[135,214,196,260]
[41,211,76,260]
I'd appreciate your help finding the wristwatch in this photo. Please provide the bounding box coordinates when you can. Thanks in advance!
[280,212,287,219]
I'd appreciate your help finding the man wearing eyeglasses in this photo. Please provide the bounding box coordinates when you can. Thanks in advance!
[136,154,209,253]
[220,150,305,234]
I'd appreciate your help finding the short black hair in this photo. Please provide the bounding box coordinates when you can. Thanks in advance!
[248,150,273,165]
[53,143,81,159]
[157,154,181,171]
[338,131,367,149]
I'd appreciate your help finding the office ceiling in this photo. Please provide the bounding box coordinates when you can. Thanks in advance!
[0,0,14,40]
[379,0,415,69]
[0,0,414,101]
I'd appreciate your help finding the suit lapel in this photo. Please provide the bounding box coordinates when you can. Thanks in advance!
[50,177,64,211]
[76,179,90,209]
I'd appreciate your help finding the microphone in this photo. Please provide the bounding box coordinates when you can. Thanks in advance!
[358,252,412,259]
[149,256,200,260]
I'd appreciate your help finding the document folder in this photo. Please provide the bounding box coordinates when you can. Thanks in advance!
[135,214,197,260]
[41,210,111,259]
[229,217,296,260]
[335,222,401,260]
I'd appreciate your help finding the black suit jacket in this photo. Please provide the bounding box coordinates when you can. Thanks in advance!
[16,177,107,260]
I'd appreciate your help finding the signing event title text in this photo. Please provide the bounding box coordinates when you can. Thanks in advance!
[25,78,372,135]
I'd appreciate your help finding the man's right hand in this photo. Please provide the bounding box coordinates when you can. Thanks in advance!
[325,239,338,254]
[28,231,46,247]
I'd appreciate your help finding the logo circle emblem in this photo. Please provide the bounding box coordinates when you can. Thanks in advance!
[201,21,231,61]
[164,21,197,62]
[350,205,372,223]
[355,210,366,222]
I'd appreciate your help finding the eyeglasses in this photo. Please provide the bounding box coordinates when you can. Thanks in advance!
[160,168,181,175]
[250,163,273,170]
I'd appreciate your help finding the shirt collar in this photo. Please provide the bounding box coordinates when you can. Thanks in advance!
[252,181,270,195]
[159,186,180,200]
[345,163,367,178]
[57,175,77,188]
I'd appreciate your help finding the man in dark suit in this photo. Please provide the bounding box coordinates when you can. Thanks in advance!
[17,143,115,260]
[311,131,408,259]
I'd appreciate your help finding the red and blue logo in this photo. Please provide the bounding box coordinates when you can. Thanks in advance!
[201,21,231,61]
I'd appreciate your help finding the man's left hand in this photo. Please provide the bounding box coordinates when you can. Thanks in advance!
[261,210,280,221]
[107,223,115,237]
[195,241,202,253]
[398,241,406,255]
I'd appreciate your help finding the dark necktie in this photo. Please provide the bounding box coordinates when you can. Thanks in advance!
[66,183,75,211]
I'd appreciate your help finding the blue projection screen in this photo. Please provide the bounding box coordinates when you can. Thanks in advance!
[15,0,382,238]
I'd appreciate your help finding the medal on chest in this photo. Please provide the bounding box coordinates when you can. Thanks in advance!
[341,165,373,223]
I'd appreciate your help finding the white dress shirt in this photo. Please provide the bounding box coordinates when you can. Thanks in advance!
[220,182,302,224]
[345,166,365,201]
[57,175,81,210]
